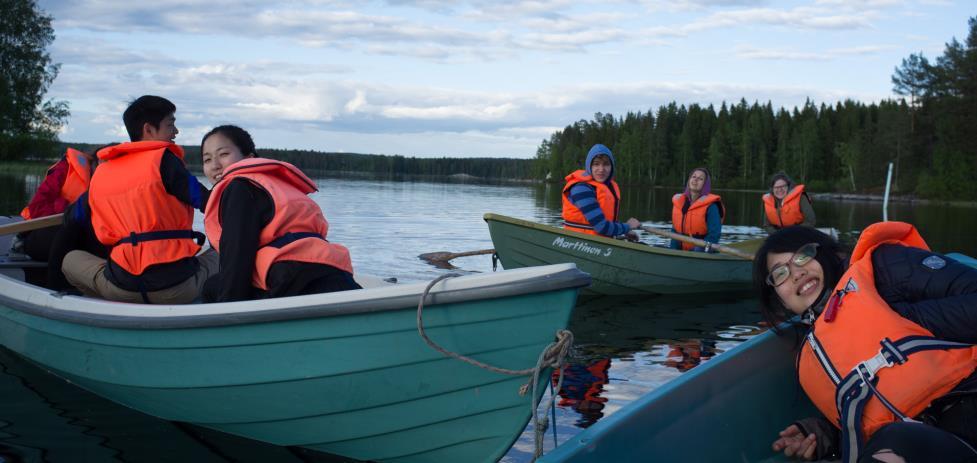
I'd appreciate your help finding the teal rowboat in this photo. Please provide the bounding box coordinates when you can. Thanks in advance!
[539,323,816,463]
[485,213,757,296]
[0,263,590,463]
[541,253,977,463]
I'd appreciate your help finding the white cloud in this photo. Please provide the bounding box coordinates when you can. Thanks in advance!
[734,44,892,60]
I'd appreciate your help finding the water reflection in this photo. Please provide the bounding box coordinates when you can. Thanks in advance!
[552,358,611,428]
[503,293,763,462]
[0,347,362,462]
[2,171,976,462]
[661,339,716,372]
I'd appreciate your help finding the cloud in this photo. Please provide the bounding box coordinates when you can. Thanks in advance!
[41,0,880,63]
[734,44,892,61]
[50,34,881,157]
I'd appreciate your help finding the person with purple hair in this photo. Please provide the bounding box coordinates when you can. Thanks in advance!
[670,167,724,252]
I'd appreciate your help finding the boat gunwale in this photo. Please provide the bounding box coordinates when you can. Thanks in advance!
[483,213,755,261]
[0,264,590,330]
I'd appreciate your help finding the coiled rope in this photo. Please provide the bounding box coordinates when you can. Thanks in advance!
[416,274,574,461]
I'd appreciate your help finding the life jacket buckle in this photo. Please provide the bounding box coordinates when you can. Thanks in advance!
[855,349,894,381]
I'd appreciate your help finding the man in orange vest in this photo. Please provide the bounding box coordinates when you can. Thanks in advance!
[61,95,218,304]
[762,172,816,233]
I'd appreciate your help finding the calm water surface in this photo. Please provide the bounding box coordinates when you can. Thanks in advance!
[2,172,975,462]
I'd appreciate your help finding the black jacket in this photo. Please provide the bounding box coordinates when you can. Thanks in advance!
[797,243,977,458]
[200,178,359,303]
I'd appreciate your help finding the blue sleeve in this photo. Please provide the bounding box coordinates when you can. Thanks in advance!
[669,227,682,250]
[689,204,721,252]
[568,184,628,237]
[704,204,722,244]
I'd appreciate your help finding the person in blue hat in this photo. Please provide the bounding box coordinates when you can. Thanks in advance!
[561,144,640,238]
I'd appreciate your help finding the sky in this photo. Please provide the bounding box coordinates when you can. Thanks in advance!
[38,0,972,159]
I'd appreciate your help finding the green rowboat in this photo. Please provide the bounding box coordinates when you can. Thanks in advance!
[0,263,590,463]
[485,213,757,296]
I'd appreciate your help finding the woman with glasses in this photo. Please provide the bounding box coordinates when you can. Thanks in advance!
[754,224,977,463]
[762,172,815,234]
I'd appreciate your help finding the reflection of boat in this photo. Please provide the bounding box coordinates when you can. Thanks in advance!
[567,294,762,358]
[485,213,756,295]
[539,324,816,462]
[0,262,590,463]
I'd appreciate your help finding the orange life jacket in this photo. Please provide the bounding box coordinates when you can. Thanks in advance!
[20,148,93,219]
[561,170,620,236]
[670,193,724,251]
[762,184,807,228]
[89,141,202,276]
[204,158,354,290]
[798,221,977,463]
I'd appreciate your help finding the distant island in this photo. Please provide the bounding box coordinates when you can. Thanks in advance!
[56,143,537,182]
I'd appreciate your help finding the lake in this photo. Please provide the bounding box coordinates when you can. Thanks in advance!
[2,171,975,462]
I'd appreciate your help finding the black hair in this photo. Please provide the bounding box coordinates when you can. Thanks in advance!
[753,226,846,329]
[123,95,176,141]
[200,125,256,157]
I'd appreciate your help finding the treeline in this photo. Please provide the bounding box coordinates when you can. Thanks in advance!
[533,17,977,200]
[60,143,534,180]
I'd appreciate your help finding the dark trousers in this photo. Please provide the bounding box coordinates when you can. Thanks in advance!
[859,421,977,463]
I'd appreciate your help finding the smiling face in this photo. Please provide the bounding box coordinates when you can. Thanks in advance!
[772,180,789,200]
[687,170,706,195]
[591,155,612,183]
[766,247,825,315]
[202,132,249,184]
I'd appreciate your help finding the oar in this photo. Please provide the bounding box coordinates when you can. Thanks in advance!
[0,214,63,235]
[640,226,754,260]
[419,249,495,269]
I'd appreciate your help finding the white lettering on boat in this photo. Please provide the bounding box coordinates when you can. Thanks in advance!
[551,237,613,257]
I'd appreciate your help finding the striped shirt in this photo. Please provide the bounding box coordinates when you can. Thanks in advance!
[568,183,628,237]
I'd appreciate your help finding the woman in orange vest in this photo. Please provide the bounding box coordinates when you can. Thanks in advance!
[670,168,724,252]
[199,125,360,302]
[753,224,977,462]
[13,147,96,264]
[762,172,816,234]
[561,144,640,238]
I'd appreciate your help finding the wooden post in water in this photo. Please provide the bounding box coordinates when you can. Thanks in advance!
[883,162,894,222]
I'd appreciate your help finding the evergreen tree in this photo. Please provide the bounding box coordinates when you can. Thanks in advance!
[0,0,68,160]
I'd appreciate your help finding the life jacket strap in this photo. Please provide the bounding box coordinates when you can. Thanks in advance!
[829,336,975,463]
[116,230,206,247]
[263,231,324,249]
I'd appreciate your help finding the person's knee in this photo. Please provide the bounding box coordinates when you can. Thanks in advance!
[869,449,906,463]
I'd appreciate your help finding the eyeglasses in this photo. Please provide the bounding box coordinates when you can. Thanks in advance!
[766,243,819,287]
[772,184,788,191]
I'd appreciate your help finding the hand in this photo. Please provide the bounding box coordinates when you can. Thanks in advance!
[772,425,817,460]
[626,218,641,230]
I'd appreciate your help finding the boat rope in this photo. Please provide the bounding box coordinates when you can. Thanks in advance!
[416,273,574,461]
